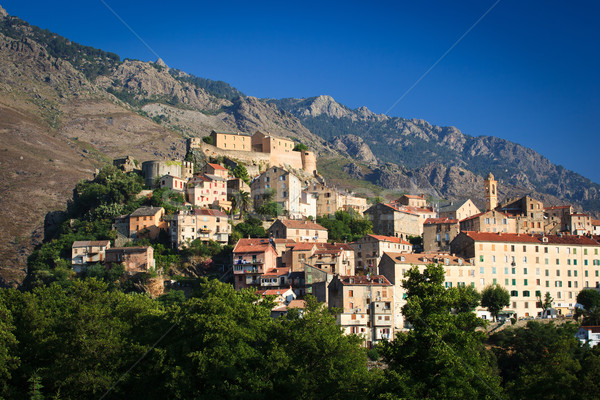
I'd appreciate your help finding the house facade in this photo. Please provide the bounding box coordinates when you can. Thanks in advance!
[350,234,412,273]
[105,246,155,274]
[268,219,328,243]
[364,203,422,240]
[232,238,278,290]
[450,231,600,317]
[423,218,460,253]
[251,167,302,218]
[210,130,252,151]
[328,275,395,347]
[71,240,111,273]
[129,206,166,240]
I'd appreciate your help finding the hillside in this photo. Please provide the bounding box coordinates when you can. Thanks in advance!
[1,5,599,286]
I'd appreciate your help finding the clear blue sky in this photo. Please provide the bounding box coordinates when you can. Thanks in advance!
[3,0,599,183]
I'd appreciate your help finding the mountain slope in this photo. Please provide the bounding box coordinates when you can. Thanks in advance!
[270,96,600,212]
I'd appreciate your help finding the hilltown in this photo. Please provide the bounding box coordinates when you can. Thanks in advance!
[72,131,600,347]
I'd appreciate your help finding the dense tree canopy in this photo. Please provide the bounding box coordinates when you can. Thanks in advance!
[481,284,511,321]
[317,210,372,242]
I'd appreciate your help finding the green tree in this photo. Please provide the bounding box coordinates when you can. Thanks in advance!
[317,209,372,242]
[379,264,502,399]
[577,289,600,310]
[449,285,481,313]
[292,143,308,152]
[257,201,283,219]
[233,216,267,240]
[232,164,251,185]
[481,284,511,321]
[540,291,554,313]
[0,300,19,398]
[230,190,251,219]
[490,321,582,399]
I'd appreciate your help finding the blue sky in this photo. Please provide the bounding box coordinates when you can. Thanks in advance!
[2,0,599,183]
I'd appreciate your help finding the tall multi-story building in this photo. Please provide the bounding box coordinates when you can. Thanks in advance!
[350,234,412,273]
[450,231,600,317]
[169,209,231,248]
[251,167,302,218]
[364,203,422,240]
[423,218,460,253]
[268,219,328,243]
[232,238,278,290]
[459,210,516,233]
[498,195,545,234]
[328,275,395,347]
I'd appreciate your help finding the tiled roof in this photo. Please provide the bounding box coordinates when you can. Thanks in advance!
[213,130,251,136]
[204,174,227,182]
[130,207,163,217]
[287,299,306,309]
[338,275,391,286]
[233,238,275,254]
[262,267,289,277]
[438,199,472,213]
[257,288,293,296]
[401,194,426,199]
[424,218,459,225]
[383,252,465,265]
[289,243,316,251]
[460,210,510,223]
[581,326,600,333]
[72,240,110,247]
[462,231,600,246]
[277,219,327,230]
[592,220,600,226]
[571,213,590,217]
[207,163,227,170]
[194,209,228,217]
[159,174,183,180]
[364,234,411,245]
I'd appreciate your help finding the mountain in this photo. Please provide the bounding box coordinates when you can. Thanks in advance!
[269,96,600,212]
[0,6,598,286]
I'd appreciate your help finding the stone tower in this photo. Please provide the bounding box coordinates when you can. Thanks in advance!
[484,172,498,211]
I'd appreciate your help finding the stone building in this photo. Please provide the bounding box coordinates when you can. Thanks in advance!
[364,203,422,240]
[268,219,329,243]
[328,275,394,347]
[71,240,111,273]
[438,199,480,221]
[350,234,412,273]
[423,218,460,253]
[210,130,252,151]
[105,246,155,274]
[251,167,302,218]
[459,210,517,234]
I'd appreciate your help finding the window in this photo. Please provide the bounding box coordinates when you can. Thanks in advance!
[556,270,560,277]
[349,290,353,297]
[524,279,528,286]
[524,268,528,275]
[512,279,516,286]
[492,267,497,274]
[545,269,549,276]
[523,290,530,297]
[511,290,518,297]
[480,255,484,262]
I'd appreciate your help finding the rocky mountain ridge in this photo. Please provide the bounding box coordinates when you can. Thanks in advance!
[271,96,600,212]
[0,5,599,287]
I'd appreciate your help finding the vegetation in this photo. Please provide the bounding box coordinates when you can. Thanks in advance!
[0,16,121,80]
[293,143,308,152]
[232,215,267,240]
[202,135,213,145]
[317,210,372,242]
[231,164,251,185]
[169,69,246,101]
[0,279,371,399]
[377,264,502,399]
[481,284,511,321]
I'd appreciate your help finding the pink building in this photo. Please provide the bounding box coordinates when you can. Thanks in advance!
[233,238,278,290]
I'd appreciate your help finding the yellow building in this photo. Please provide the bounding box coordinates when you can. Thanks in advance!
[451,231,600,318]
[210,130,252,151]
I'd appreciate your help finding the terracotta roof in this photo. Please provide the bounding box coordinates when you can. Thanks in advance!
[287,299,306,309]
[424,218,459,225]
[233,238,275,254]
[383,252,465,265]
[257,288,294,296]
[276,219,327,230]
[130,207,163,217]
[544,205,571,210]
[194,209,227,217]
[320,243,354,251]
[273,238,296,244]
[401,194,426,199]
[72,240,110,247]
[571,213,590,217]
[364,234,411,245]
[592,220,600,226]
[462,231,600,246]
[289,243,317,251]
[460,210,510,223]
[262,267,289,277]
[207,163,227,170]
[580,326,600,333]
[403,206,436,214]
[338,275,391,286]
